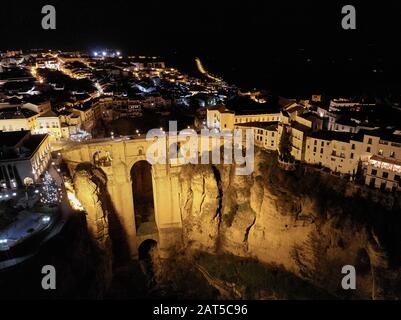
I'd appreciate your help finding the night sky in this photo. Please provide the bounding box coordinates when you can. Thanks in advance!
[1,1,400,52]
[2,1,401,94]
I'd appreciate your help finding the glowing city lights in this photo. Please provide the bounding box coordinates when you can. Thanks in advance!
[41,216,51,223]
[40,172,60,204]
[67,191,84,211]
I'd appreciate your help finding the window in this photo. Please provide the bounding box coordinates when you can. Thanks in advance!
[390,151,395,158]
[320,148,323,154]
[314,140,317,145]
[350,153,354,159]
[367,147,371,152]
[394,175,400,182]
[368,138,372,145]
[371,169,377,176]
[313,147,317,152]
[378,149,383,156]
[382,172,389,179]
[351,144,355,150]
[321,141,324,147]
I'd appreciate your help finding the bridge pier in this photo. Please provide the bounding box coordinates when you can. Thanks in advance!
[62,139,185,259]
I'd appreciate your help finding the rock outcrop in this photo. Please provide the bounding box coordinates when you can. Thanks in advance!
[67,150,401,299]
[178,150,401,299]
[73,164,113,297]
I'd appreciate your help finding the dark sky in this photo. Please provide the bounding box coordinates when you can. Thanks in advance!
[1,1,401,54]
[2,1,401,94]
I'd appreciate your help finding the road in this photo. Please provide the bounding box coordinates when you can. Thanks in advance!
[195,57,223,83]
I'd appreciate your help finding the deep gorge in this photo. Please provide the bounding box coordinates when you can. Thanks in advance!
[4,149,400,299]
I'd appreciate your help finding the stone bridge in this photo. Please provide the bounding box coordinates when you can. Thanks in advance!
[61,134,229,257]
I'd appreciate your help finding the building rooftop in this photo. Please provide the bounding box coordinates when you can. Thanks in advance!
[291,121,311,133]
[236,121,278,131]
[363,129,401,144]
[309,130,360,143]
[39,110,58,118]
[73,101,93,112]
[0,131,48,161]
[0,107,38,119]
[0,130,30,148]
[336,116,357,127]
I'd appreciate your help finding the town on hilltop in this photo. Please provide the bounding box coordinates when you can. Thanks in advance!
[0,48,400,202]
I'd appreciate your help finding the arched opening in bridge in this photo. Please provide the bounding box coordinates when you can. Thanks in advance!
[138,239,158,260]
[138,239,159,286]
[131,160,157,235]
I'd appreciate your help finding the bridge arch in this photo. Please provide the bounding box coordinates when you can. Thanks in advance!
[130,160,157,236]
[62,139,186,257]
[138,239,158,260]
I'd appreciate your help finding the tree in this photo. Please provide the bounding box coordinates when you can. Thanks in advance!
[40,171,59,205]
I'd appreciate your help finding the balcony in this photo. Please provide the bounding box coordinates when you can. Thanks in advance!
[368,155,401,174]
[330,151,346,159]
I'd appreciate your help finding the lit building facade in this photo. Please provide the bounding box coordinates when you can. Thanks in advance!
[0,131,51,189]
[364,134,401,191]
[235,122,278,151]
[35,111,63,139]
[207,105,280,131]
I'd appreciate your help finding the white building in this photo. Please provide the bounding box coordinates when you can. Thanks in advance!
[0,131,51,188]
[235,122,279,151]
[364,132,401,191]
[35,110,64,139]
[207,105,281,131]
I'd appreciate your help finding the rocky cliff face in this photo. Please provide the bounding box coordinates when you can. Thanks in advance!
[73,164,113,297]
[178,150,401,299]
[68,150,401,299]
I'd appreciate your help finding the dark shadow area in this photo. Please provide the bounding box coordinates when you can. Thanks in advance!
[74,163,131,265]
[131,161,157,235]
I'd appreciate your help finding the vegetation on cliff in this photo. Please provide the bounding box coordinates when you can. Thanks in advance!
[195,251,334,299]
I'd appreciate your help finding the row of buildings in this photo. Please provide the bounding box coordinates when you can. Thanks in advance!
[207,97,401,192]
[0,100,84,140]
